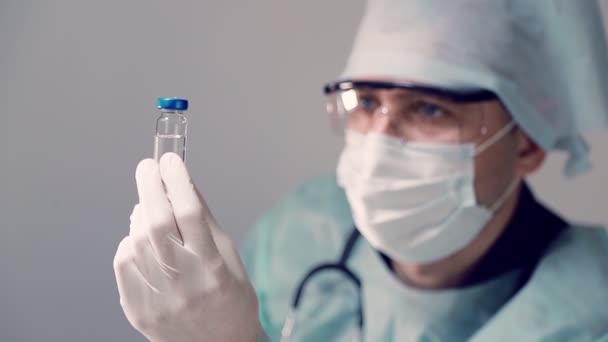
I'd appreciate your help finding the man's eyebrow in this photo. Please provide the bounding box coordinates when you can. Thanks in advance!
[390,90,463,106]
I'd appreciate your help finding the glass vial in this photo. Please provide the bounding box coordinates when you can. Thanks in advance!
[154,97,188,161]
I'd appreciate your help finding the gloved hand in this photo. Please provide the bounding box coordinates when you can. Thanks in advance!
[113,153,263,342]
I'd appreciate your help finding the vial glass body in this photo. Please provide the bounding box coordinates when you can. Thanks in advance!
[154,109,188,161]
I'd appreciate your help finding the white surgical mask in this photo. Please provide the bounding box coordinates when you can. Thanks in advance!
[336,122,518,264]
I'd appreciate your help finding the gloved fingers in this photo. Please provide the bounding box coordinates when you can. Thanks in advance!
[116,232,215,296]
[128,204,144,236]
[114,237,150,313]
[129,205,181,280]
[120,230,234,307]
[136,159,186,269]
[114,236,169,337]
[190,185,250,279]
[193,185,223,234]
[207,225,250,281]
[159,152,221,261]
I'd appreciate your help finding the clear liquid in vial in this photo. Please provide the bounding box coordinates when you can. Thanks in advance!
[154,134,186,161]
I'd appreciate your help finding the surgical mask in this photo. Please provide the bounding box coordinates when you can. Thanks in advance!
[336,122,518,264]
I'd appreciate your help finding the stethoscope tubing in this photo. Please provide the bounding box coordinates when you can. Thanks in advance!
[281,228,363,341]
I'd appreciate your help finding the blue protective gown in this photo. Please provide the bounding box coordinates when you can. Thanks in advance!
[241,176,608,341]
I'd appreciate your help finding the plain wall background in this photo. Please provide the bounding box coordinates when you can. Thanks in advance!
[1,1,606,341]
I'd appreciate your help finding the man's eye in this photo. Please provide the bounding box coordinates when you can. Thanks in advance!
[358,96,378,112]
[414,101,449,119]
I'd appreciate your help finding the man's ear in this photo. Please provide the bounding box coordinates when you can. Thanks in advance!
[515,128,546,177]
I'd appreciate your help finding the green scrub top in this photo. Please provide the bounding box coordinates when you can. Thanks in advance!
[242,176,608,341]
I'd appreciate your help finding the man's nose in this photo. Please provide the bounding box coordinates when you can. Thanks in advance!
[369,107,400,138]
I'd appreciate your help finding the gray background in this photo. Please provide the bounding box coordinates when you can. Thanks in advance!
[1,1,606,341]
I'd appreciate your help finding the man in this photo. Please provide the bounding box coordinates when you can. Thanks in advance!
[114,0,608,341]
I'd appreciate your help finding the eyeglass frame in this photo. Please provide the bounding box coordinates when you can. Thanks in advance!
[323,80,498,103]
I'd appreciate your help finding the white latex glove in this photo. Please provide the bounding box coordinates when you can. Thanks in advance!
[113,153,263,342]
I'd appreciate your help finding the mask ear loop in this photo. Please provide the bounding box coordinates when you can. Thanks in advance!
[474,121,516,155]
[473,120,520,213]
[490,178,520,213]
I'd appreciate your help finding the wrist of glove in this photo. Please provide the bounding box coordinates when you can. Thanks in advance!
[113,153,260,342]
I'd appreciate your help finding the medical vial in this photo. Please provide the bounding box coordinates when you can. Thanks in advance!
[154,97,188,161]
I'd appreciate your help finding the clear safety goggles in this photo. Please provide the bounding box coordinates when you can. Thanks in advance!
[324,80,499,144]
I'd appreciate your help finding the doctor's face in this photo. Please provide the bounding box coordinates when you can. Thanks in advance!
[338,80,546,209]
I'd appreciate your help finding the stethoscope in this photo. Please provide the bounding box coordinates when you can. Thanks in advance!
[280,227,364,342]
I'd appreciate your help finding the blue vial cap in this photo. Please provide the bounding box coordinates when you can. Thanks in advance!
[157,97,188,110]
